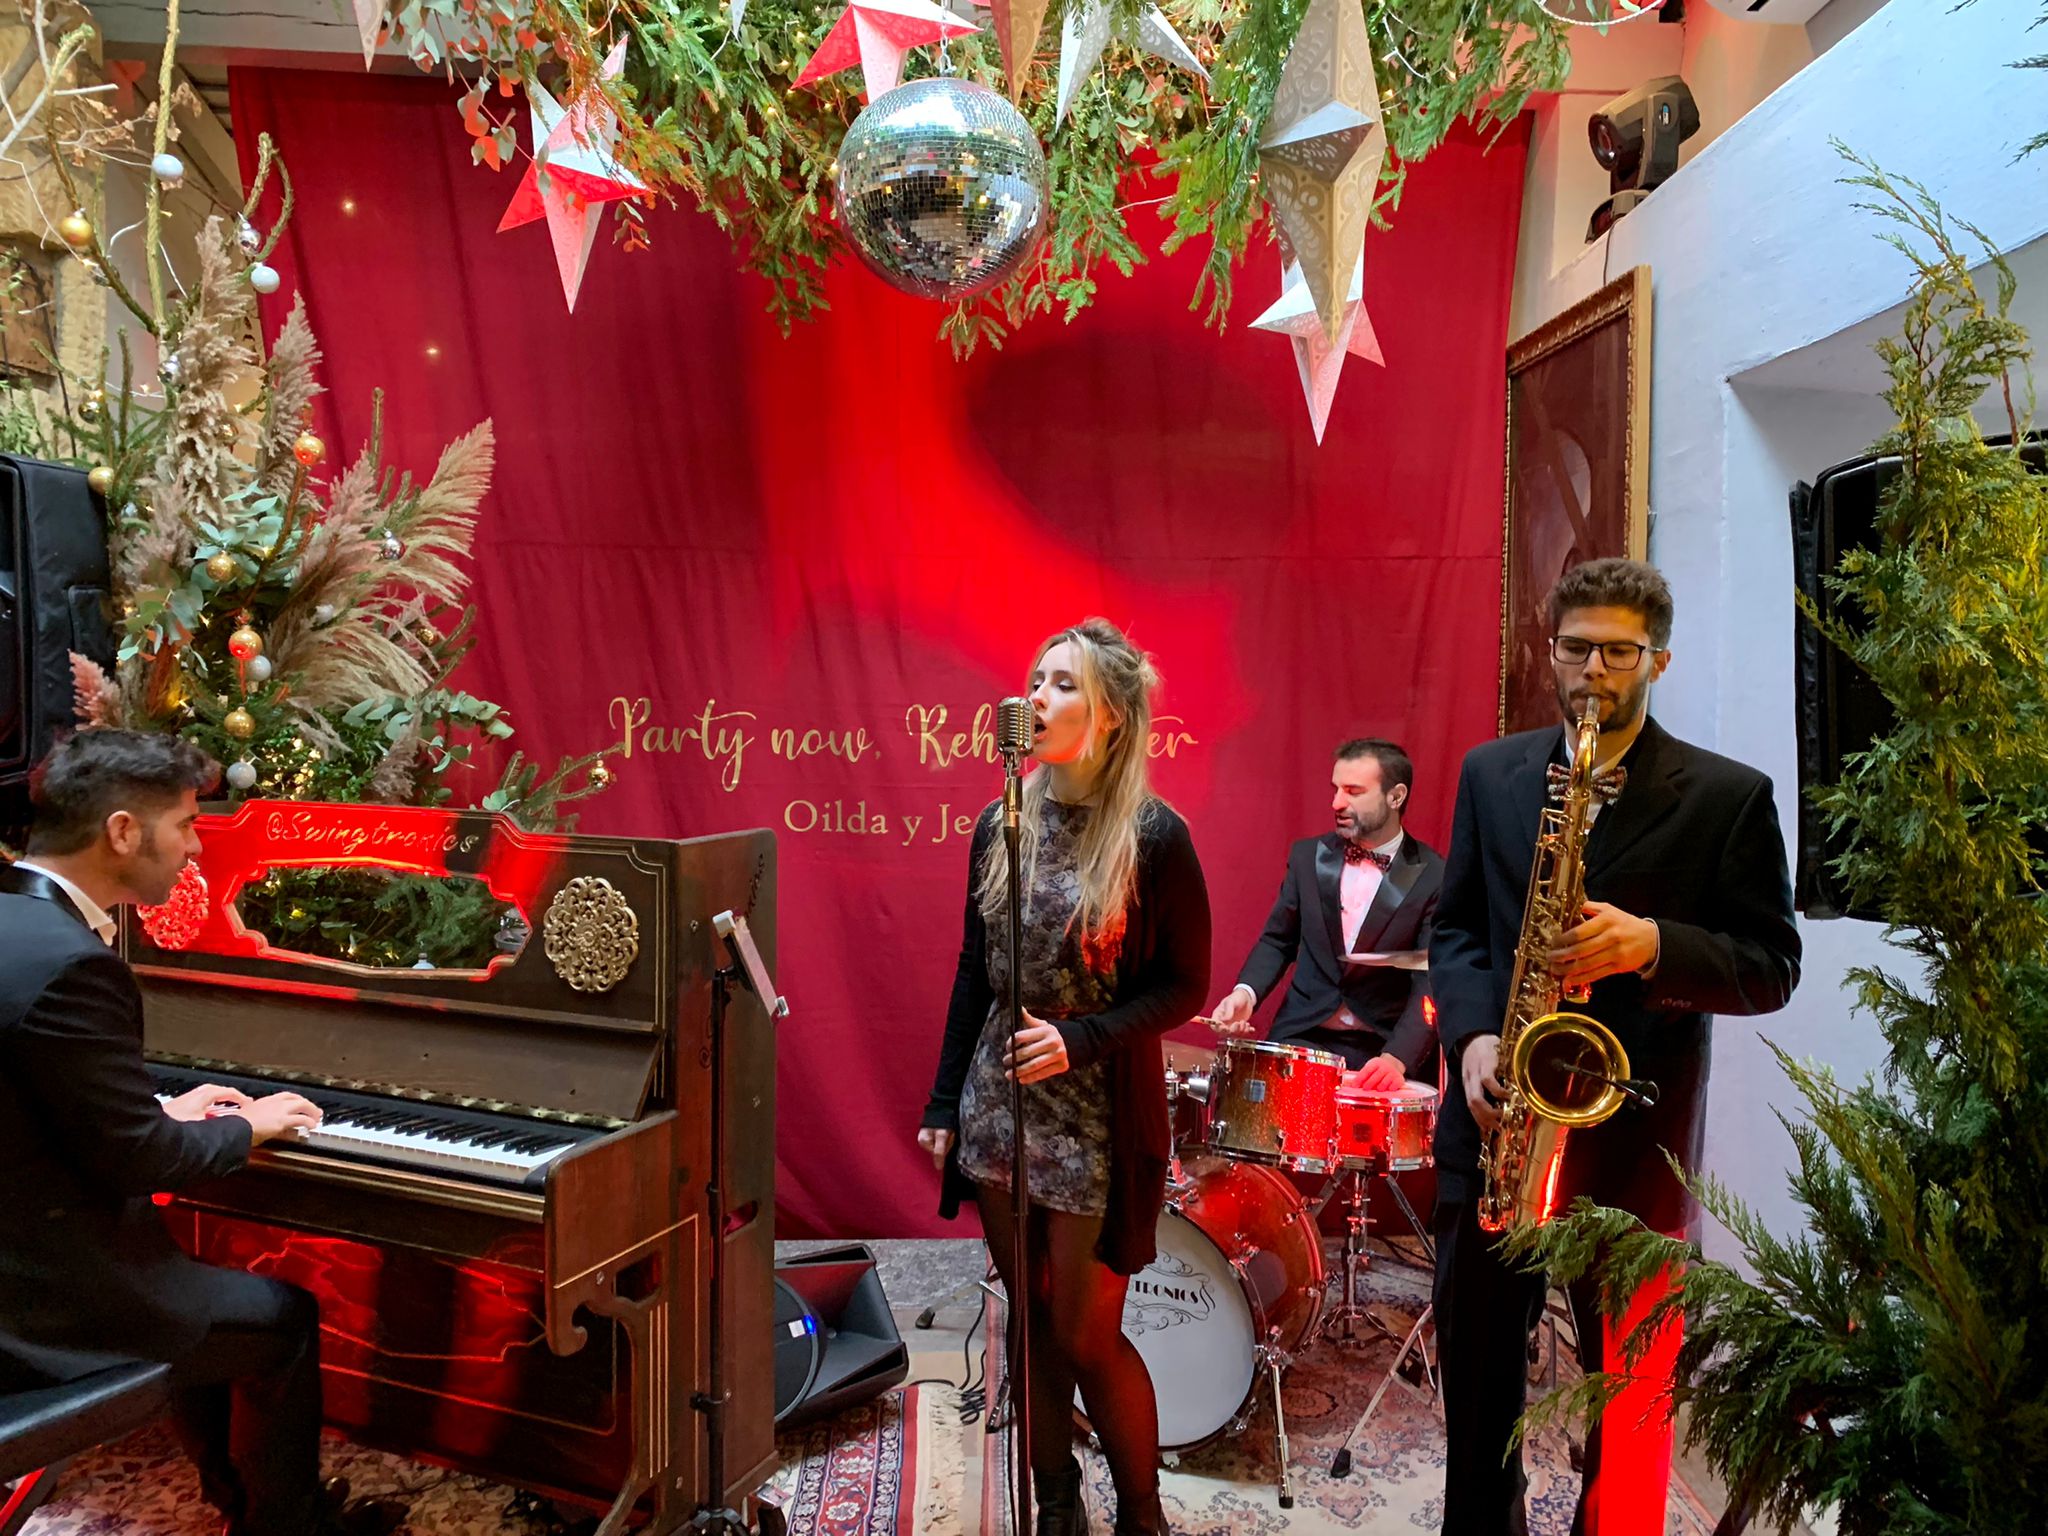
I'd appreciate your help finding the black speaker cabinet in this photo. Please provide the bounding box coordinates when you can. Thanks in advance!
[0,454,114,808]
[1791,438,2045,920]
[771,1245,908,1428]
[1790,453,1897,921]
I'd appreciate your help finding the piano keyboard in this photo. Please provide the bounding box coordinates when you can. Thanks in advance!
[151,1064,608,1191]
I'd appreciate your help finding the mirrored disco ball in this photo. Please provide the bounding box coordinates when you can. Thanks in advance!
[836,78,1049,302]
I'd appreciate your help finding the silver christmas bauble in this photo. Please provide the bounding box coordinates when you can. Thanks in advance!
[226,759,258,790]
[246,655,273,684]
[835,78,1048,302]
[249,263,281,295]
[238,219,262,255]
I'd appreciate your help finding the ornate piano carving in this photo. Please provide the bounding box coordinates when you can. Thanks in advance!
[126,801,779,1534]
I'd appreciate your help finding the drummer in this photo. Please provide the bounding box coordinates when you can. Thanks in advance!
[1207,738,1444,1091]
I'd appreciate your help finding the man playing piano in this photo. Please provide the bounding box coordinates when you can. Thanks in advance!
[0,731,399,1536]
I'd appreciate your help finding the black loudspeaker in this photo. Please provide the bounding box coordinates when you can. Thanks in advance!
[1790,454,1897,921]
[770,1245,908,1427]
[0,454,115,795]
[1791,439,2046,920]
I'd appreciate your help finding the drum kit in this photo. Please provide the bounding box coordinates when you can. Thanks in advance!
[1095,1035,1444,1505]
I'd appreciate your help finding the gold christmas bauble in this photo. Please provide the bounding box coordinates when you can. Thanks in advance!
[205,552,238,583]
[86,465,114,495]
[228,625,264,661]
[79,392,104,424]
[58,213,93,249]
[223,708,256,740]
[292,431,325,467]
[588,759,614,789]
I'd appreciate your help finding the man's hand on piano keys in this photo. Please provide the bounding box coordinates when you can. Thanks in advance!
[160,1083,255,1123]
[235,1092,325,1145]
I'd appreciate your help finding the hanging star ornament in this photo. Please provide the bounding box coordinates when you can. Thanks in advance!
[984,0,1054,102]
[497,39,646,313]
[1054,0,1208,127]
[794,0,980,99]
[352,0,382,67]
[1252,253,1383,445]
[1257,0,1385,346]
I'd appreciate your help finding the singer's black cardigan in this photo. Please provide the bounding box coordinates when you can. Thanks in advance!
[920,797,1211,1276]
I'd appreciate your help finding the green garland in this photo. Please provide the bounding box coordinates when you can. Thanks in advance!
[369,0,1571,352]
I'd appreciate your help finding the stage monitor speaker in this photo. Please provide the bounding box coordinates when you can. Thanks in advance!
[0,454,115,802]
[1791,438,2045,921]
[771,1244,908,1428]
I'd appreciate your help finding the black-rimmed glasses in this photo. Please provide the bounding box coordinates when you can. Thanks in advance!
[1550,636,1654,671]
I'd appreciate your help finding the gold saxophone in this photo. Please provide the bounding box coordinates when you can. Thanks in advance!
[1477,696,1646,1234]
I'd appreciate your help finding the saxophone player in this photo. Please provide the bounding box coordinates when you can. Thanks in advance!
[1429,559,1802,1536]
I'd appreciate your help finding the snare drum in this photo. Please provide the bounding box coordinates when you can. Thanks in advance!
[1333,1079,1439,1172]
[1204,1040,1345,1172]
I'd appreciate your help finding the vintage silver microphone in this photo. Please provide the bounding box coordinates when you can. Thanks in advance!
[996,696,1034,824]
[993,692,1035,1536]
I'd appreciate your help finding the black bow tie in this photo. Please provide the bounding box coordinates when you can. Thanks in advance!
[1343,841,1392,869]
[1547,760,1628,806]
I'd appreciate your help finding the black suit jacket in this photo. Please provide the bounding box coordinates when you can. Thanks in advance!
[0,864,253,1390]
[1236,831,1445,1072]
[1429,717,1801,1234]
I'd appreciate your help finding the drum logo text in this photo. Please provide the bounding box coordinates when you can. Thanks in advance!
[1123,1255,1218,1335]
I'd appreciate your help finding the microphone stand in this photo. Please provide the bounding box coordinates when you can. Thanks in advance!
[1001,738,1034,1536]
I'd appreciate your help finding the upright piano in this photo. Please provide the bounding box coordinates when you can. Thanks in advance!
[125,800,779,1534]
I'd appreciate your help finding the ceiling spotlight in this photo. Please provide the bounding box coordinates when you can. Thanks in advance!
[1586,76,1700,241]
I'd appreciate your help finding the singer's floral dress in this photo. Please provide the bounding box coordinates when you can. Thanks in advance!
[956,798,1118,1216]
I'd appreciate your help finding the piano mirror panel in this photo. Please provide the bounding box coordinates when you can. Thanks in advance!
[231,865,530,974]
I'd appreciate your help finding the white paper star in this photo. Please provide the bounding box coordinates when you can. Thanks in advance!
[1251,254,1383,444]
[1257,0,1385,345]
[1054,0,1208,126]
[496,40,645,313]
[794,0,981,100]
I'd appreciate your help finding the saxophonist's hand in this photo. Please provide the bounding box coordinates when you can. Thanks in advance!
[1461,1035,1509,1131]
[1549,902,1659,992]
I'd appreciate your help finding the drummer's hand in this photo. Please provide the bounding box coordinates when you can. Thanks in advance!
[1004,1012,1071,1084]
[1460,1035,1509,1132]
[1350,1052,1407,1093]
[1205,986,1256,1036]
[917,1127,954,1171]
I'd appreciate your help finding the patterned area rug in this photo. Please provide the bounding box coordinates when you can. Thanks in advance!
[978,1259,1717,1536]
[19,1388,941,1536]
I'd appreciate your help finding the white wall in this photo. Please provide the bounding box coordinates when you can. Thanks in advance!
[1521,0,2048,1260]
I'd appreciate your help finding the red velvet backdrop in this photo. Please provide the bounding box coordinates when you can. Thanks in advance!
[230,67,1527,1239]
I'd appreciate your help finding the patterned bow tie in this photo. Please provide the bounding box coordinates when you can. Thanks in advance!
[1547,761,1628,806]
[1343,841,1393,869]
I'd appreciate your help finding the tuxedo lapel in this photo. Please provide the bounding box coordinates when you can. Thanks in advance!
[0,864,92,931]
[1351,837,1424,952]
[1508,727,1563,853]
[1313,836,1346,962]
[1584,716,1685,879]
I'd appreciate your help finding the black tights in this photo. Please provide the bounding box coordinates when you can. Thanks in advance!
[975,1182,1159,1514]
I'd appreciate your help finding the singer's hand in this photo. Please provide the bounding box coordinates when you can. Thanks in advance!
[917,1127,954,1171]
[1004,1011,1071,1084]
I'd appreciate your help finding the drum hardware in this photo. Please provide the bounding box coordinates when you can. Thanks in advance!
[1314,1084,1440,1347]
[1255,1340,1301,1510]
[1326,1301,1438,1481]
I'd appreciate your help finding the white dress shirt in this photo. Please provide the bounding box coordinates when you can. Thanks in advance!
[12,860,118,946]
